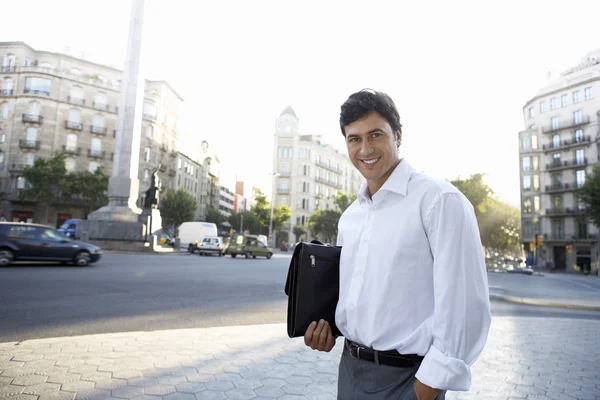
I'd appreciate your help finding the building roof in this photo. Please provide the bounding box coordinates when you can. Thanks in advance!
[280,106,298,119]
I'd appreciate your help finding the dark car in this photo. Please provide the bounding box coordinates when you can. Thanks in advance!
[0,222,102,267]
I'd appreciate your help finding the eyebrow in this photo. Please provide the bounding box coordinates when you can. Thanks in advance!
[346,129,385,139]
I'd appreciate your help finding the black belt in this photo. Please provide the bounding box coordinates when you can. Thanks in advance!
[345,339,424,368]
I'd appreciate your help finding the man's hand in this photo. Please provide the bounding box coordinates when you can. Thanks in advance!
[413,379,440,400]
[304,319,336,352]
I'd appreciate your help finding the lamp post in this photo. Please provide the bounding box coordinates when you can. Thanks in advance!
[268,172,280,247]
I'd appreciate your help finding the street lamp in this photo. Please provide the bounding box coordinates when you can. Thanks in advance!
[268,172,280,247]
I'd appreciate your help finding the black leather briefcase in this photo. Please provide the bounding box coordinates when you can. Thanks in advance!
[284,240,342,338]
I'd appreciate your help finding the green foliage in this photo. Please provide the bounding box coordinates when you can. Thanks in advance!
[228,210,262,234]
[251,191,271,233]
[204,207,225,226]
[577,165,600,226]
[272,204,292,233]
[451,174,521,255]
[308,208,342,244]
[334,192,357,213]
[22,152,68,221]
[159,189,197,233]
[293,224,307,242]
[63,168,109,213]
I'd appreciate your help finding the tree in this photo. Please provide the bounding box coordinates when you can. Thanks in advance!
[22,152,67,223]
[272,204,292,236]
[251,191,271,234]
[159,189,197,235]
[293,225,307,242]
[205,207,225,227]
[307,208,341,244]
[228,210,262,234]
[450,173,493,219]
[334,192,358,213]
[63,168,109,216]
[577,165,600,226]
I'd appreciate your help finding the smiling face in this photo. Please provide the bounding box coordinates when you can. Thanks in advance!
[344,111,402,196]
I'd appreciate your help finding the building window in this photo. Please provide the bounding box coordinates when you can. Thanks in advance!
[576,149,585,165]
[89,162,100,173]
[533,175,539,191]
[2,54,16,69]
[550,97,557,110]
[523,199,532,213]
[143,102,157,119]
[23,58,32,67]
[298,181,303,192]
[178,158,182,169]
[144,146,151,162]
[280,162,289,174]
[0,102,8,119]
[143,169,150,184]
[3,77,13,92]
[585,86,593,100]
[528,107,534,118]
[26,127,38,142]
[91,138,102,153]
[553,195,562,209]
[573,110,583,124]
[573,90,581,103]
[540,100,548,113]
[553,134,560,148]
[28,101,41,116]
[522,156,531,172]
[69,109,81,123]
[66,133,77,150]
[296,199,302,209]
[280,196,288,206]
[24,77,51,96]
[532,156,539,171]
[531,135,538,149]
[70,86,84,103]
[0,151,4,169]
[280,179,289,190]
[65,158,76,172]
[561,94,568,107]
[523,175,531,190]
[325,187,330,197]
[26,153,35,166]
[17,176,26,189]
[93,114,105,128]
[145,125,153,139]
[94,92,107,109]
[316,184,320,195]
[298,164,303,175]
[575,129,584,143]
[576,170,586,188]
[316,168,320,179]
[533,196,540,212]
[551,117,559,130]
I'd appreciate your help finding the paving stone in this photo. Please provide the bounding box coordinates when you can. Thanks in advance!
[110,370,142,380]
[1,368,38,377]
[4,395,39,400]
[205,380,235,392]
[74,389,113,400]
[143,384,177,396]
[11,374,49,386]
[232,379,262,390]
[194,391,228,400]
[111,385,145,399]
[0,385,25,397]
[61,380,96,392]
[281,384,310,395]
[259,378,287,388]
[128,377,159,388]
[162,393,197,400]
[175,382,207,393]
[255,386,285,397]
[157,375,188,385]
[214,373,242,382]
[37,392,76,400]
[80,372,113,382]
[22,383,62,395]
[224,388,257,400]
[95,378,128,390]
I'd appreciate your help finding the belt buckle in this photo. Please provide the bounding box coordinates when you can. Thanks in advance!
[349,344,364,360]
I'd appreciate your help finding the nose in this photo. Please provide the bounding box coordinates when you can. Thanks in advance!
[359,141,374,157]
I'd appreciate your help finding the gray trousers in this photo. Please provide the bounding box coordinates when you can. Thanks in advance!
[337,345,447,400]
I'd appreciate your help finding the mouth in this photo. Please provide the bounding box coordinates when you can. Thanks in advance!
[360,157,381,168]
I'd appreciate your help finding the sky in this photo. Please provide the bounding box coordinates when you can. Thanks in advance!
[2,0,600,206]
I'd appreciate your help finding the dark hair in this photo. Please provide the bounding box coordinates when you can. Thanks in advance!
[339,89,402,136]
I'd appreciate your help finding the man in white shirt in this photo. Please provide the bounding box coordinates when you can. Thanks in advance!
[304,89,491,399]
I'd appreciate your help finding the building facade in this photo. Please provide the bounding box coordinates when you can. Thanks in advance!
[272,107,363,243]
[0,41,182,226]
[172,152,209,221]
[519,49,600,272]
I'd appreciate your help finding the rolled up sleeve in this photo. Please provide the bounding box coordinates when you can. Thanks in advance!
[415,192,491,391]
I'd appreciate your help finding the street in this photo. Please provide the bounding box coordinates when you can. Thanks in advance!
[2,253,600,343]
[1,253,600,399]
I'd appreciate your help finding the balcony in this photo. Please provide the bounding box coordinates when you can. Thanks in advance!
[545,207,588,217]
[1,66,16,73]
[279,171,291,177]
[89,125,108,135]
[19,140,40,150]
[87,149,105,159]
[159,164,167,173]
[277,188,291,194]
[22,114,43,124]
[542,135,592,152]
[545,183,574,193]
[546,158,588,171]
[93,102,109,111]
[24,87,50,96]
[168,169,177,177]
[67,96,85,106]
[0,89,13,96]
[170,151,178,158]
[65,120,83,131]
[143,113,157,121]
[315,160,343,174]
[9,163,27,172]
[160,144,168,152]
[62,145,81,155]
[544,233,598,243]
[542,116,590,133]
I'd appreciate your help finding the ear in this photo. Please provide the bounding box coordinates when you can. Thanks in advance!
[396,129,402,148]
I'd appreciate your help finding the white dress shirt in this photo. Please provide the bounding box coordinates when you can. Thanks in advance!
[335,159,491,391]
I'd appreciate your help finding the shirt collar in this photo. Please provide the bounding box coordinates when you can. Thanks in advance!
[358,158,414,204]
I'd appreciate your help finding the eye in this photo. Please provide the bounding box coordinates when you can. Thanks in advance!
[348,137,359,143]
[371,132,381,138]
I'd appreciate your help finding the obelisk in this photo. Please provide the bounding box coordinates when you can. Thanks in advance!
[89,0,145,221]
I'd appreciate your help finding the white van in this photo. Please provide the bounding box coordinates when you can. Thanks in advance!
[178,222,218,249]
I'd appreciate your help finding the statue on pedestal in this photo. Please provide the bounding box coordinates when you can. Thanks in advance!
[144,163,162,209]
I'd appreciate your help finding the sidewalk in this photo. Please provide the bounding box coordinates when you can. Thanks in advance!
[488,272,600,311]
[1,318,600,400]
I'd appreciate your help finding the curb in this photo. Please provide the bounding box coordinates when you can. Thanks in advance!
[489,293,600,311]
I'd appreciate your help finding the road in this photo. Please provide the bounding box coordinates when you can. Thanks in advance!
[1,252,599,343]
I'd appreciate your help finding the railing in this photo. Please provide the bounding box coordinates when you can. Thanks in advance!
[67,96,85,106]
[9,163,27,172]
[89,125,108,135]
[22,114,43,124]
[315,160,343,174]
[24,88,50,96]
[277,188,291,194]
[545,183,572,193]
[546,158,588,171]
[19,66,121,91]
[62,145,81,155]
[544,233,598,241]
[542,116,591,133]
[65,120,83,130]
[279,171,291,177]
[1,66,16,73]
[545,207,588,216]
[143,113,157,121]
[19,140,40,150]
[0,89,13,96]
[542,135,592,151]
[87,149,105,159]
[92,102,109,111]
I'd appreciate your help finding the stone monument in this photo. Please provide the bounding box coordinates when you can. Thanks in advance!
[139,163,163,236]
[78,0,160,250]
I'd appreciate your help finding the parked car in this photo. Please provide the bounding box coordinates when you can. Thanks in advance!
[0,222,102,267]
[179,222,218,251]
[57,219,79,238]
[227,233,274,259]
